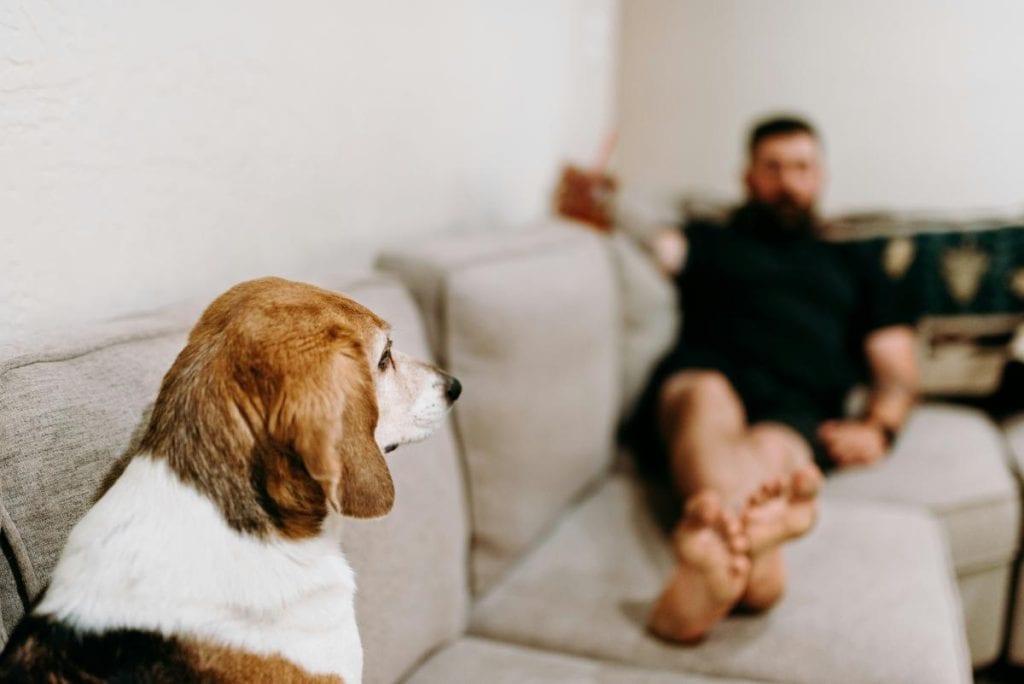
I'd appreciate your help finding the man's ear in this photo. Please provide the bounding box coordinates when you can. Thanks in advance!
[280,347,395,519]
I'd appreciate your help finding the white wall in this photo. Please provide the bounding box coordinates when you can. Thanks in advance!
[617,0,1024,215]
[0,1,619,343]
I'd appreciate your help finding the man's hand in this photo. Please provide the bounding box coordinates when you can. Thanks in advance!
[651,228,688,276]
[817,419,888,468]
[553,165,616,230]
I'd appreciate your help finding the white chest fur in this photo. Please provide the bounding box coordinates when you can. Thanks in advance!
[37,456,363,684]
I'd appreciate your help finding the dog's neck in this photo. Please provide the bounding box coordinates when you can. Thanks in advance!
[37,455,363,684]
[139,380,332,541]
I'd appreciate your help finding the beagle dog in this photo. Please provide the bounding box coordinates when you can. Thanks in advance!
[0,277,461,683]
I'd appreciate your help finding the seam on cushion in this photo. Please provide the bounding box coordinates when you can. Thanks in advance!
[933,491,1021,518]
[828,489,1017,518]
[956,555,1018,577]
[0,323,191,377]
[440,270,481,598]
[382,228,594,277]
[454,637,784,683]
[442,232,598,275]
[0,499,38,602]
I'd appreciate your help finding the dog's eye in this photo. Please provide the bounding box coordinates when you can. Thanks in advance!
[378,349,391,372]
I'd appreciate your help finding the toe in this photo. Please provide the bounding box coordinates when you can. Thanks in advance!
[728,532,751,554]
[792,466,823,500]
[730,555,752,576]
[685,491,721,526]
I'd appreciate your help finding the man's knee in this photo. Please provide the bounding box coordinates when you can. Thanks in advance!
[743,555,787,612]
[659,370,735,413]
[748,422,813,468]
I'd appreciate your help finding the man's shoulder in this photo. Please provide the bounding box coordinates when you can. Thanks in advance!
[683,216,731,242]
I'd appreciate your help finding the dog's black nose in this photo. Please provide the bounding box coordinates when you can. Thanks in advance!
[446,377,462,403]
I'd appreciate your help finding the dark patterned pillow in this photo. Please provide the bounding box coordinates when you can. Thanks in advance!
[829,212,1024,397]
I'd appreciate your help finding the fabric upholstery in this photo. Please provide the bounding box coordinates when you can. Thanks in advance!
[606,232,679,420]
[0,304,200,639]
[825,404,1018,666]
[997,413,1024,666]
[957,565,1015,666]
[1006,571,1024,665]
[469,474,971,684]
[0,274,469,684]
[379,222,620,594]
[826,404,1019,573]
[407,637,759,684]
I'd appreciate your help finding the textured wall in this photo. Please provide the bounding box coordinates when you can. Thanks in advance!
[617,0,1024,215]
[0,1,618,343]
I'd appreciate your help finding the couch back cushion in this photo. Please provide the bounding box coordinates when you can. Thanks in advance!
[607,232,680,417]
[0,274,468,684]
[0,304,198,645]
[379,222,620,594]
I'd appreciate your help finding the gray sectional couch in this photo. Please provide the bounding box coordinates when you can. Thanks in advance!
[2,220,1021,682]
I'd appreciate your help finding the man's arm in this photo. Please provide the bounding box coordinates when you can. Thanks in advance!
[863,324,919,433]
[551,167,689,276]
[651,228,689,276]
[818,325,919,467]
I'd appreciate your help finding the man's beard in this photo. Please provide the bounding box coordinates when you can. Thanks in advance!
[746,195,817,240]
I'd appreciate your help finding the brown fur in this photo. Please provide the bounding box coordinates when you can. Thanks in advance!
[138,277,395,539]
[181,639,344,683]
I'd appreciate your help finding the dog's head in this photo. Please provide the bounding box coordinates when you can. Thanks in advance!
[140,277,460,537]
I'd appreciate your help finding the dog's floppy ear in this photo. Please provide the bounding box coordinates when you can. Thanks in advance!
[280,344,395,519]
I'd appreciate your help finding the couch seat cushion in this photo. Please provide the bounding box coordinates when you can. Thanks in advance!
[469,474,971,684]
[825,403,1020,573]
[407,637,759,684]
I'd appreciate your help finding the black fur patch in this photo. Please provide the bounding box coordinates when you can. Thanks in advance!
[0,614,209,683]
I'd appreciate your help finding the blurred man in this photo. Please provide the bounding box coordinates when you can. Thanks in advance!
[564,116,918,642]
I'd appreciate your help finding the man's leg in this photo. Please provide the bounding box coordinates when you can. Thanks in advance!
[738,423,821,610]
[646,371,821,641]
[743,423,822,552]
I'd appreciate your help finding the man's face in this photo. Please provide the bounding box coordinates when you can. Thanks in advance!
[744,132,824,228]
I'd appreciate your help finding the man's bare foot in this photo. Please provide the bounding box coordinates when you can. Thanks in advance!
[787,464,822,537]
[739,548,786,611]
[742,465,822,555]
[649,491,751,643]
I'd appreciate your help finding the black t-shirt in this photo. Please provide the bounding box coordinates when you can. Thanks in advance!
[674,208,911,400]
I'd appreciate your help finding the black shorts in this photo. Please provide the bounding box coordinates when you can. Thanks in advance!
[621,345,847,478]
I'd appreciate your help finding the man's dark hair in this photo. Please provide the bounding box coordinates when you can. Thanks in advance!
[748,116,818,158]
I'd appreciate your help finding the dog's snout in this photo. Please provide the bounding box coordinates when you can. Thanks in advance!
[445,376,462,403]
